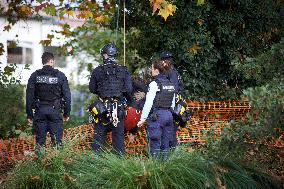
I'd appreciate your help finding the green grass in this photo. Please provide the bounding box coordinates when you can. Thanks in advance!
[5,146,282,189]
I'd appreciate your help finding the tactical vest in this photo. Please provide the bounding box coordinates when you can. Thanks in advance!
[96,63,125,99]
[34,68,61,103]
[153,77,175,109]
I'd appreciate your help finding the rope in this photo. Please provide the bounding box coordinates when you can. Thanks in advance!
[123,0,126,66]
[115,0,121,43]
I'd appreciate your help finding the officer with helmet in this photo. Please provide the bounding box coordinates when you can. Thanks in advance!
[26,52,71,156]
[89,43,133,154]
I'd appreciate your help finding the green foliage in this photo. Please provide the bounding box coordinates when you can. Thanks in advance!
[0,64,19,87]
[0,64,29,138]
[122,0,284,100]
[0,84,28,138]
[71,25,147,75]
[7,147,282,189]
[233,37,284,86]
[201,39,284,177]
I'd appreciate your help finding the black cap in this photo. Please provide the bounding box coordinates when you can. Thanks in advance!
[160,52,173,60]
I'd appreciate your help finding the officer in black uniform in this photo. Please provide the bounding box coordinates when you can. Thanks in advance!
[137,59,176,158]
[26,52,71,156]
[89,43,132,154]
[160,52,184,148]
[160,52,183,93]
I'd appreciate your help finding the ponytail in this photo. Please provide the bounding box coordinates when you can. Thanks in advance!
[153,59,172,74]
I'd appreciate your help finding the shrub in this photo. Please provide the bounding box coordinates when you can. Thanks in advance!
[0,64,30,138]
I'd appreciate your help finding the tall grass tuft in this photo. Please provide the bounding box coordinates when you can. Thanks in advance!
[7,149,77,189]
[6,145,282,189]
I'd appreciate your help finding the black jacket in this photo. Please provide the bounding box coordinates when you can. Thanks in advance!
[26,65,71,119]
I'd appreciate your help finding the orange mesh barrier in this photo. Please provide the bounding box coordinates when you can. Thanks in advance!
[0,100,266,163]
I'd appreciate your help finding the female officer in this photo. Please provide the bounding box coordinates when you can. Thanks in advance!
[137,59,176,158]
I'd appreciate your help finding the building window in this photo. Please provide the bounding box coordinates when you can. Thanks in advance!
[43,46,67,68]
[7,41,33,64]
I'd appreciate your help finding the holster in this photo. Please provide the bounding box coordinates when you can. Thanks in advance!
[149,112,158,122]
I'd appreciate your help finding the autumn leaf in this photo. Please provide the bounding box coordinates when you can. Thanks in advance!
[30,175,41,182]
[8,41,17,48]
[35,5,42,13]
[85,11,93,18]
[19,5,33,16]
[104,3,111,11]
[66,10,75,18]
[40,39,52,46]
[3,25,11,32]
[77,10,93,19]
[61,28,72,37]
[35,2,49,13]
[95,15,107,23]
[150,0,164,13]
[197,0,205,6]
[4,65,16,76]
[158,3,176,21]
[188,43,201,54]
[64,173,76,183]
[197,19,204,26]
[0,43,4,56]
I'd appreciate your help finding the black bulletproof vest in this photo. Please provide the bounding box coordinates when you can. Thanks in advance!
[153,76,175,109]
[96,63,125,98]
[34,67,61,102]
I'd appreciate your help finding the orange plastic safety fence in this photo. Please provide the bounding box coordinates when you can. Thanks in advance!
[0,100,264,163]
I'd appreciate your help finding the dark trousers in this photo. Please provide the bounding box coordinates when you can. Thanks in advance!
[147,109,174,158]
[169,122,178,148]
[92,104,125,154]
[33,106,63,148]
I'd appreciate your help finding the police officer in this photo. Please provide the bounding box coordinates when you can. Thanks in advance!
[137,59,176,158]
[160,52,183,93]
[89,43,132,154]
[26,52,71,156]
[160,52,184,148]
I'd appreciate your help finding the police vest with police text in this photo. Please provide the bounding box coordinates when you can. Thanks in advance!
[35,68,61,102]
[153,77,175,109]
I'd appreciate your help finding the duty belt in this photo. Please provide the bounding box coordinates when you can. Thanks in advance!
[36,99,61,109]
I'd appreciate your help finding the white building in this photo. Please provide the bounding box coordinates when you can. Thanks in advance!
[0,15,95,85]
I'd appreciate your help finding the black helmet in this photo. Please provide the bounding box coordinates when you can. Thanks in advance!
[100,43,117,57]
[160,52,173,60]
